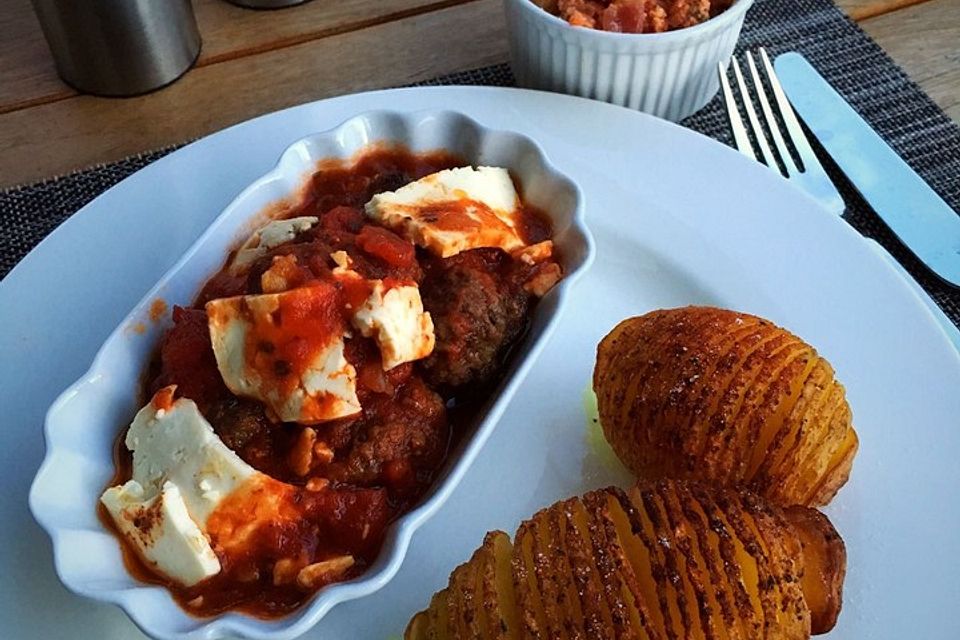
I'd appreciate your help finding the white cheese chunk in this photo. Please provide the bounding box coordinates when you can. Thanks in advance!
[365,166,526,258]
[206,285,361,423]
[352,282,435,370]
[100,393,263,586]
[101,480,221,587]
[229,216,318,275]
[123,391,257,523]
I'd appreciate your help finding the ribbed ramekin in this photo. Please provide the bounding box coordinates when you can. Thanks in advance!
[504,0,754,121]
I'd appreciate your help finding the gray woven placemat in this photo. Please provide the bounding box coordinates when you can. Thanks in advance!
[3,0,959,329]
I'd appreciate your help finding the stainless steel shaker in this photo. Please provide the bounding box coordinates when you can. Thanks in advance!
[30,0,202,97]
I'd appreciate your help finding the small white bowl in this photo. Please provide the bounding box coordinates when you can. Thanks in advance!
[28,110,594,640]
[504,0,754,121]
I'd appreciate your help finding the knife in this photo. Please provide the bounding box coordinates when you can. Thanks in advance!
[774,52,960,289]
[866,239,960,352]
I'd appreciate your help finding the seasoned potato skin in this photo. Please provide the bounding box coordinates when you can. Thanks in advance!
[405,479,846,639]
[593,306,858,506]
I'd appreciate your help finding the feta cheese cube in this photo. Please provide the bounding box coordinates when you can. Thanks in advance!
[123,391,257,523]
[229,216,318,275]
[352,282,435,370]
[101,480,221,587]
[100,391,309,587]
[365,166,525,258]
[206,284,361,423]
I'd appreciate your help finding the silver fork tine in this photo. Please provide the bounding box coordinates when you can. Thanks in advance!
[746,51,799,177]
[758,47,819,172]
[721,48,845,215]
[719,61,756,160]
[731,55,779,173]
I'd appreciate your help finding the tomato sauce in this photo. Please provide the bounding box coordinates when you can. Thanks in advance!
[103,147,557,618]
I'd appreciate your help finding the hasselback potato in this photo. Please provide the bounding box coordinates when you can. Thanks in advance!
[593,306,858,506]
[406,479,845,639]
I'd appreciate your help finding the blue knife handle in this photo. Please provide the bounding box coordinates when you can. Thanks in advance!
[775,52,960,288]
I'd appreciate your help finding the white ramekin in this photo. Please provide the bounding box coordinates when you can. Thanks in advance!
[504,0,754,121]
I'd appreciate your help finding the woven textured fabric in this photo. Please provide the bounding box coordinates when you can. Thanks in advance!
[2,0,959,328]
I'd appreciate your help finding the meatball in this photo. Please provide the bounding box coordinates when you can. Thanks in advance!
[419,249,532,390]
[322,376,448,496]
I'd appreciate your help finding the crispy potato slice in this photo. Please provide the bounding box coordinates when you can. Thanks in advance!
[491,531,520,639]
[427,587,450,640]
[513,523,548,639]
[783,506,847,634]
[528,510,577,639]
[607,488,672,640]
[778,382,848,505]
[407,612,429,640]
[654,482,721,640]
[562,499,617,639]
[737,342,813,483]
[474,532,510,640]
[406,481,845,640]
[594,307,858,506]
[582,491,644,640]
[687,323,785,479]
[657,315,767,473]
[446,554,474,639]
[806,428,858,506]
[701,332,798,485]
[634,485,701,638]
[762,365,842,502]
[741,492,809,639]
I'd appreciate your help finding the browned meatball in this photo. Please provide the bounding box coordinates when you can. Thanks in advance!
[419,249,532,390]
[322,376,449,496]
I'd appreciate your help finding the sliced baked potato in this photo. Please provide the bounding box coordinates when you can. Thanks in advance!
[593,306,858,506]
[405,479,845,639]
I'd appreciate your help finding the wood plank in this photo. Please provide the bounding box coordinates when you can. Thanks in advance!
[0,0,507,188]
[0,0,472,114]
[835,0,934,21]
[0,2,72,112]
[194,0,469,65]
[860,0,960,121]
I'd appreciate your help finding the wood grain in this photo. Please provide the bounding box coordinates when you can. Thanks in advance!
[0,2,71,113]
[1,0,956,185]
[0,0,473,114]
[860,0,960,120]
[3,0,924,114]
[0,0,507,188]
[835,0,934,21]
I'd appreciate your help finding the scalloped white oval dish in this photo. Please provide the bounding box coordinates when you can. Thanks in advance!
[27,110,594,639]
[6,87,960,640]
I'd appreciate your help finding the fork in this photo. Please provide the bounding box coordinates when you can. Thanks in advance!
[719,48,845,215]
[720,48,960,350]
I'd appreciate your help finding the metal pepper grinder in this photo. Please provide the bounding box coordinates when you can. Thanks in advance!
[30,0,202,97]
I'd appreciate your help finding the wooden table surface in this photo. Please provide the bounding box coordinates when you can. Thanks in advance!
[1,0,957,189]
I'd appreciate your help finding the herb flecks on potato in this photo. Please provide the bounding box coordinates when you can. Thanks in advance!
[593,306,858,507]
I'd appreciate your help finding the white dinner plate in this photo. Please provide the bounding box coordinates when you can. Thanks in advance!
[2,86,959,639]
